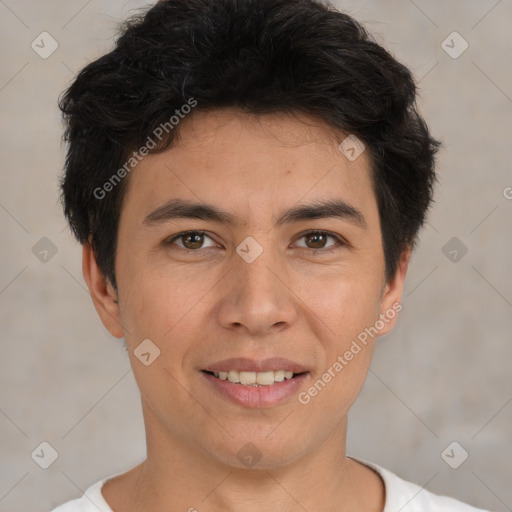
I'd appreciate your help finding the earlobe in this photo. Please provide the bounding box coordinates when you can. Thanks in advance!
[378,246,411,336]
[82,242,124,339]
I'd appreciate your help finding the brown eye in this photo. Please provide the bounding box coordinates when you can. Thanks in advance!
[294,230,344,252]
[167,231,216,250]
[305,232,328,249]
[166,230,345,254]
[182,232,204,249]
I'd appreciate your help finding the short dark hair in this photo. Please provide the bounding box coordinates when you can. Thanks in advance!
[58,0,440,292]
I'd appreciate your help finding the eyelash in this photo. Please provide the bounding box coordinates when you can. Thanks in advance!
[165,230,346,254]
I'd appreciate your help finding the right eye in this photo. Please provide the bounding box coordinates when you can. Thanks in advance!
[165,231,218,251]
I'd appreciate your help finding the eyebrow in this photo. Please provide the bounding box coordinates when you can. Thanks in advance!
[142,198,367,229]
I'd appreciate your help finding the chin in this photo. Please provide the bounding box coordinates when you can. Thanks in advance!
[205,432,309,471]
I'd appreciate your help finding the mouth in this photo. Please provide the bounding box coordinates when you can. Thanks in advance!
[200,366,310,408]
[201,369,308,387]
[200,357,310,407]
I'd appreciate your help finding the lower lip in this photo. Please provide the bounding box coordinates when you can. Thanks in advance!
[201,371,309,408]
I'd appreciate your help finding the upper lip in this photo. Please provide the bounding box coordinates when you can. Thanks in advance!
[203,357,309,373]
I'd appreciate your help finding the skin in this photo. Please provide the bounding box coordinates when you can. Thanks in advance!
[83,108,410,512]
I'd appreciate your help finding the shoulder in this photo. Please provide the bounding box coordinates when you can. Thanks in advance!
[49,476,114,512]
[49,497,83,512]
[351,457,492,512]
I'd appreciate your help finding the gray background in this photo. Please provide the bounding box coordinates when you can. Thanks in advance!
[0,1,511,511]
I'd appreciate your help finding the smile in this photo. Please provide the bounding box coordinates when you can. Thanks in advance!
[204,369,301,386]
[201,369,309,407]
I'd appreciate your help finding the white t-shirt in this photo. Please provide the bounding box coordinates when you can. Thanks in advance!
[50,457,491,512]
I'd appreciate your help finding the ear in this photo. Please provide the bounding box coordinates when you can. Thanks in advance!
[82,241,124,339]
[377,246,411,337]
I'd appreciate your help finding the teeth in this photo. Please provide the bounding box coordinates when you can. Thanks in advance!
[256,371,274,385]
[239,371,256,385]
[228,370,240,383]
[210,369,299,386]
[274,370,285,382]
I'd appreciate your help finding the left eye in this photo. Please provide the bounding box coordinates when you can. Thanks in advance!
[294,230,343,251]
[166,230,344,252]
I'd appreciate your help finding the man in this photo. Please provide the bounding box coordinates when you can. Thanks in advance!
[52,0,490,510]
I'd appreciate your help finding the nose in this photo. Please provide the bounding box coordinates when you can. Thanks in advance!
[216,245,299,337]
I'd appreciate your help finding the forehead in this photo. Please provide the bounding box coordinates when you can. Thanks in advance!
[120,109,378,229]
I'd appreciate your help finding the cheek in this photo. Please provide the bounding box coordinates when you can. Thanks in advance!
[300,272,382,394]
[304,270,383,341]
[297,289,380,421]
[118,257,212,360]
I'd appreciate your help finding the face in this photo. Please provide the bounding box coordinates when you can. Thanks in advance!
[84,108,408,470]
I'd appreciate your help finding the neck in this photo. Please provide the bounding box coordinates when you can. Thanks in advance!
[103,402,385,512]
